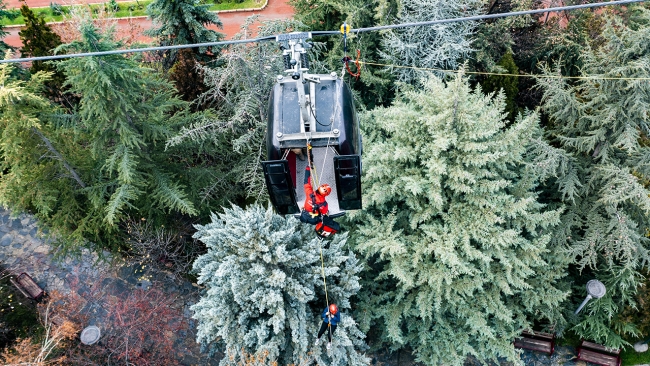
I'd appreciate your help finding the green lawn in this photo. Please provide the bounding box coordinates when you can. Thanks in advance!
[1,0,264,26]
[622,346,650,366]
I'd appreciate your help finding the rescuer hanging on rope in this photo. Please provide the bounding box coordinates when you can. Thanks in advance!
[299,143,341,237]
[300,166,331,224]
[315,303,340,350]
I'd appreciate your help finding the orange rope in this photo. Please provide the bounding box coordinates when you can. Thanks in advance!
[344,49,362,80]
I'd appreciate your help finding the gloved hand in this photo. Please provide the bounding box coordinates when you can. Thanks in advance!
[307,144,314,162]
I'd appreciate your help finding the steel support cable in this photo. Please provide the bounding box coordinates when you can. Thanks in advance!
[0,35,277,63]
[0,0,646,64]
[310,0,648,36]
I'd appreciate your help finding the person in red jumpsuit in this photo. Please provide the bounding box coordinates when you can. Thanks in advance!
[300,165,331,225]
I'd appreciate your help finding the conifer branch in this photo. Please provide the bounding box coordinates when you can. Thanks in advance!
[32,127,86,188]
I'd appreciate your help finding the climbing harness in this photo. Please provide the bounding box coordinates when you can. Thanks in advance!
[315,215,340,238]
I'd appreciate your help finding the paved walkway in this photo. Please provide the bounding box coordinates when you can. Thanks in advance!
[3,0,294,49]
[0,207,219,365]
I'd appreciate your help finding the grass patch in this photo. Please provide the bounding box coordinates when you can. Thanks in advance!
[556,330,581,348]
[208,0,263,11]
[622,346,650,366]
[0,0,264,26]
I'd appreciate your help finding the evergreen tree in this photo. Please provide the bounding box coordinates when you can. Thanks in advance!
[351,73,569,365]
[145,0,223,67]
[166,18,306,201]
[537,7,650,347]
[0,54,94,248]
[481,51,519,121]
[168,48,208,106]
[290,0,399,108]
[19,5,62,73]
[471,0,535,73]
[381,0,483,83]
[55,22,197,227]
[0,0,17,52]
[191,204,370,366]
[18,4,65,101]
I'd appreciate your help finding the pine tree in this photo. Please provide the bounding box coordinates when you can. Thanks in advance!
[470,0,535,73]
[191,204,370,366]
[168,48,208,105]
[380,0,483,83]
[350,73,569,365]
[481,51,519,121]
[537,7,650,347]
[55,22,197,226]
[145,0,223,67]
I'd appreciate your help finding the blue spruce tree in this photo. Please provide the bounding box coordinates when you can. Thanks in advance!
[191,205,370,365]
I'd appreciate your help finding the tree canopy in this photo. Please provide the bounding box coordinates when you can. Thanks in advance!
[380,0,483,83]
[2,1,650,363]
[191,204,370,366]
[350,72,569,365]
[538,7,650,347]
[146,0,223,66]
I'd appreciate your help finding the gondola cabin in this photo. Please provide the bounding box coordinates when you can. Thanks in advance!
[261,33,362,217]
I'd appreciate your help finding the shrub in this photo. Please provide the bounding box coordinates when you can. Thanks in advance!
[49,2,63,16]
[106,0,119,12]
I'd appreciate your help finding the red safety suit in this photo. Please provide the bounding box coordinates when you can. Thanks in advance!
[304,166,328,215]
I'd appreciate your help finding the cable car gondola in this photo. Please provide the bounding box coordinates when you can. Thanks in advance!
[261,32,362,217]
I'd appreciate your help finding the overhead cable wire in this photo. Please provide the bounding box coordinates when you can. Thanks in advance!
[0,0,646,64]
[0,35,277,63]
[359,61,650,80]
[311,0,647,36]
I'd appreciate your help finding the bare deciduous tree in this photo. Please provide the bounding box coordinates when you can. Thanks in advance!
[123,217,202,281]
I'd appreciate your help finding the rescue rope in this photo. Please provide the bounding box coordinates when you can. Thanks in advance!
[318,237,334,343]
[319,68,342,187]
[320,138,332,190]
[306,142,321,187]
[319,237,330,308]
[308,140,334,345]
